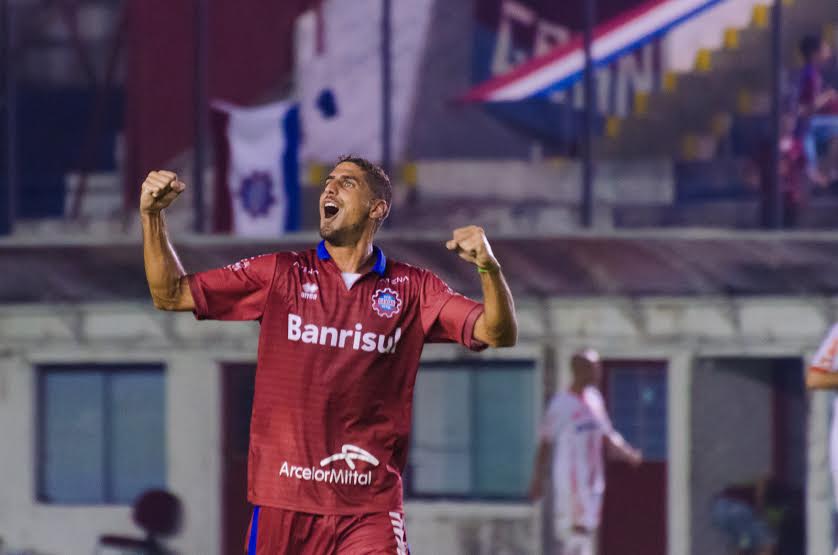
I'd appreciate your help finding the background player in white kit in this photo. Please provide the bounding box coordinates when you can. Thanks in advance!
[806,323,838,555]
[528,349,642,555]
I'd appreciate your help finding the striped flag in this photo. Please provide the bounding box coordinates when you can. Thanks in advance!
[461,0,723,102]
[211,100,301,236]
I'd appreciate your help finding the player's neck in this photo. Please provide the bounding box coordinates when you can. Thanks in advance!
[569,381,591,395]
[324,238,376,274]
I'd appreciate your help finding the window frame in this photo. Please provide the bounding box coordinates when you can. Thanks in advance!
[405,356,541,502]
[36,362,166,506]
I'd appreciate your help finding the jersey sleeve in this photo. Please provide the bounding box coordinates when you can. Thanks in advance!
[810,324,838,373]
[585,387,630,451]
[538,395,567,443]
[419,271,487,351]
[186,253,279,321]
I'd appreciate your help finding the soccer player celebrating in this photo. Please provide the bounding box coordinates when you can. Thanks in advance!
[528,349,642,555]
[140,156,517,554]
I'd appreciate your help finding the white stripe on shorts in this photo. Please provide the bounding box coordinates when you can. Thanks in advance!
[388,511,407,555]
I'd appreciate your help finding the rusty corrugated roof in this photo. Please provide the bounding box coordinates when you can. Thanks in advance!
[2,234,838,303]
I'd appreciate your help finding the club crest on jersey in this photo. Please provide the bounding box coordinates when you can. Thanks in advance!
[372,288,402,318]
[301,282,319,301]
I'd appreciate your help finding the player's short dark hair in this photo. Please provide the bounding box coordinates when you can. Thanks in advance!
[800,34,822,60]
[337,155,392,215]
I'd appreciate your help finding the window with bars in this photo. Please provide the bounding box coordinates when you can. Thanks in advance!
[606,363,667,462]
[37,364,166,504]
[406,360,537,500]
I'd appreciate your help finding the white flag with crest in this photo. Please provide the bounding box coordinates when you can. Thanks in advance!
[212,100,300,236]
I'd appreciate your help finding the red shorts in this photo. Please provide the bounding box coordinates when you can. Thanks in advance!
[244,506,409,555]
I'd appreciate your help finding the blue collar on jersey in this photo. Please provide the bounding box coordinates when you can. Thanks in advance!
[317,240,387,276]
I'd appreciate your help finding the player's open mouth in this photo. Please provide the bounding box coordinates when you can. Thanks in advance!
[324,201,340,219]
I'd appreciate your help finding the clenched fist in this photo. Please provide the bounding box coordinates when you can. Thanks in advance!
[445,225,500,271]
[140,170,186,214]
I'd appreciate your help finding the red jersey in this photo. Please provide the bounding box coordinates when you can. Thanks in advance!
[187,241,485,514]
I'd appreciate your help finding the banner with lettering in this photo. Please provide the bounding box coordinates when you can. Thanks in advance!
[472,0,664,145]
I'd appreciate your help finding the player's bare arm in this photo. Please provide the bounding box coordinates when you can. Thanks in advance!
[528,440,551,500]
[446,225,517,347]
[806,368,838,390]
[605,434,643,467]
[140,170,194,311]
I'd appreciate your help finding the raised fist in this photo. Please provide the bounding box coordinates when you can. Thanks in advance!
[445,225,500,271]
[140,170,186,214]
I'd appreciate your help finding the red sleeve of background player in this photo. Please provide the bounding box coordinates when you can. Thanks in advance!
[419,270,487,351]
[186,253,279,321]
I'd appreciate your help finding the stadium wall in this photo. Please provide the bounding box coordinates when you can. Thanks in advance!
[690,359,777,555]
[0,296,833,555]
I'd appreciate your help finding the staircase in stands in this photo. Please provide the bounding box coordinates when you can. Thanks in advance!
[599,0,838,161]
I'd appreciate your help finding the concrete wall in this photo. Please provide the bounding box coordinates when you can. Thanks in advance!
[690,358,777,555]
[0,296,835,555]
[0,331,227,555]
[414,159,674,205]
[406,502,537,555]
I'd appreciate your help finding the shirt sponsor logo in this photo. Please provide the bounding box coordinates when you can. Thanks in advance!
[301,282,319,301]
[287,314,402,354]
[279,444,378,487]
[319,444,380,469]
[372,288,402,318]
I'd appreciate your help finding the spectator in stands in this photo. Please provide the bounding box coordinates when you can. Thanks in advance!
[823,136,838,188]
[796,34,838,183]
[797,35,836,120]
[744,114,807,227]
[778,114,808,227]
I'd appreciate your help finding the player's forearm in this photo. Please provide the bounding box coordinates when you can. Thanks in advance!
[476,268,517,347]
[534,442,551,476]
[141,211,192,311]
[528,441,551,499]
[806,369,838,390]
[606,433,634,461]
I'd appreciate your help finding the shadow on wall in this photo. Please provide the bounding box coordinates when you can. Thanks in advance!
[96,489,183,555]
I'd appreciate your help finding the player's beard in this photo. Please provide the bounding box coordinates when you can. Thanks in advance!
[319,216,369,247]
